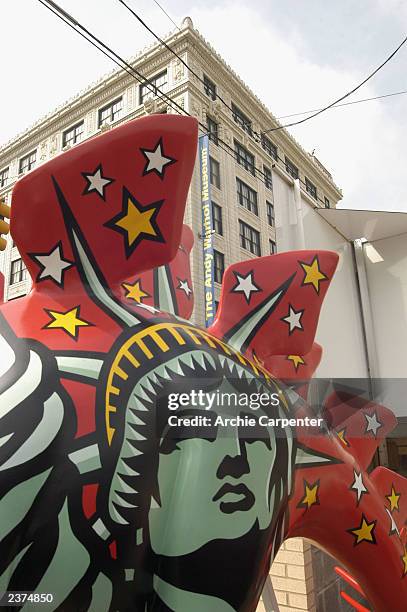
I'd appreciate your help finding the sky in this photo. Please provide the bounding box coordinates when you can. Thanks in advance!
[2,0,407,210]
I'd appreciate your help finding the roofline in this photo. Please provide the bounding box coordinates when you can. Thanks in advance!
[0,17,342,198]
[0,23,187,155]
[185,26,342,197]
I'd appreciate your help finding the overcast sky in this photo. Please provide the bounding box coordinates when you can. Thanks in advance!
[2,0,407,210]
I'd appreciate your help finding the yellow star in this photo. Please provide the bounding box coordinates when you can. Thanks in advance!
[349,515,377,545]
[122,279,149,303]
[287,355,305,371]
[337,428,350,446]
[44,306,91,339]
[300,256,328,293]
[402,549,407,576]
[106,189,164,257]
[387,485,401,512]
[116,199,158,244]
[298,480,320,510]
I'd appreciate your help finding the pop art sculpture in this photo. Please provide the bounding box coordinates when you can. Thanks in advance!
[0,115,407,612]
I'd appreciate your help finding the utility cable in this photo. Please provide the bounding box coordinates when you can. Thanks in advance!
[152,0,180,31]
[38,0,186,115]
[115,0,407,143]
[37,0,278,190]
[37,0,327,203]
[117,0,251,133]
[115,0,330,203]
[263,34,407,134]
[277,89,407,119]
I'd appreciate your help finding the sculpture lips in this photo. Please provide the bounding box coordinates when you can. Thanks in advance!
[213,482,255,513]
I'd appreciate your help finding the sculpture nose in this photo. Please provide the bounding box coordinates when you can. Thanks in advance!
[216,431,250,479]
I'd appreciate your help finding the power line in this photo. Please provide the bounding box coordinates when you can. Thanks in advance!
[37,2,216,140]
[116,0,407,142]
[112,0,406,203]
[38,0,186,115]
[36,0,328,205]
[116,0,248,132]
[276,89,407,119]
[36,0,276,192]
[151,0,180,31]
[263,34,407,134]
[126,3,346,204]
[114,0,327,203]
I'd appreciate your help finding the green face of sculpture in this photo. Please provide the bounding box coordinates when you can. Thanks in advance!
[149,378,279,557]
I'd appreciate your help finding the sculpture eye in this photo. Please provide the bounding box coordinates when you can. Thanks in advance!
[239,415,271,449]
[159,410,218,454]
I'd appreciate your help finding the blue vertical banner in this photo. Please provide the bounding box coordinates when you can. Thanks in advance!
[199,134,215,327]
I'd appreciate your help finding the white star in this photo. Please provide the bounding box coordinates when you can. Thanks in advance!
[365,411,382,437]
[231,271,261,304]
[351,470,368,504]
[31,243,73,286]
[385,508,400,536]
[82,164,114,200]
[177,278,192,297]
[282,305,304,334]
[141,138,176,178]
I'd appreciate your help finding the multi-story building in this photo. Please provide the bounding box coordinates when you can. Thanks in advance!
[0,16,343,611]
[0,16,341,309]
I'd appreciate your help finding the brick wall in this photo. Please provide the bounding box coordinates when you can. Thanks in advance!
[256,538,316,612]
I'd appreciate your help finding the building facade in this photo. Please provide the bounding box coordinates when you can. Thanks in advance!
[0,16,341,310]
[0,16,343,611]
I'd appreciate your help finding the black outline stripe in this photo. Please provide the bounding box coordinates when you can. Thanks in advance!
[51,176,149,329]
[223,273,296,353]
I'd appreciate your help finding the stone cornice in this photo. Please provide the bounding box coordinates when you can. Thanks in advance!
[0,20,342,201]
[0,28,189,163]
[188,83,340,202]
[0,80,188,192]
[185,28,342,198]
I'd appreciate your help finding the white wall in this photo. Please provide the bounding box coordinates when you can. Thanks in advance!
[363,233,407,417]
[273,171,368,378]
[364,233,407,378]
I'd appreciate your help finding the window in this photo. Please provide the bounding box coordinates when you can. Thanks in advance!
[263,165,272,189]
[214,250,225,283]
[140,70,167,105]
[236,178,258,215]
[266,201,275,227]
[231,103,252,135]
[269,239,277,255]
[19,150,37,175]
[239,220,261,256]
[98,98,123,128]
[209,157,220,189]
[204,75,216,101]
[285,156,299,179]
[214,300,220,314]
[207,116,219,145]
[234,140,255,176]
[212,202,223,235]
[10,258,27,285]
[261,135,277,161]
[63,121,84,147]
[305,177,317,200]
[324,196,330,209]
[0,167,9,188]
